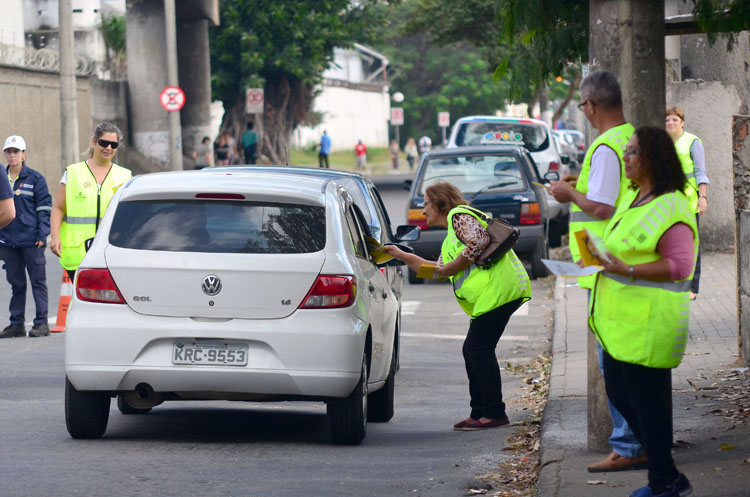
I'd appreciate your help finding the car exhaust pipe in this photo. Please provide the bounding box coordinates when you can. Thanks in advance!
[123,383,164,409]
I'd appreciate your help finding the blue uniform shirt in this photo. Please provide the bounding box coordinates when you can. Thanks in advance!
[320,134,332,155]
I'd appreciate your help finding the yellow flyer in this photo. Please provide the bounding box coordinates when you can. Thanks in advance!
[416,263,446,280]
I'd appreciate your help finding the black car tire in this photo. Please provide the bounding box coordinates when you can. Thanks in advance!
[117,394,152,415]
[407,268,423,285]
[529,241,549,280]
[368,343,395,423]
[328,355,368,444]
[65,376,110,439]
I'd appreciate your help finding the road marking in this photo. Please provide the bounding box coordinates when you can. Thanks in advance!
[402,332,533,341]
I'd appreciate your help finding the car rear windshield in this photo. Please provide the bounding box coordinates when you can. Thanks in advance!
[454,121,549,152]
[109,200,326,253]
[418,154,527,195]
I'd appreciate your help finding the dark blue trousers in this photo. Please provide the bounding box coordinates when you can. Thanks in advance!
[1,245,48,326]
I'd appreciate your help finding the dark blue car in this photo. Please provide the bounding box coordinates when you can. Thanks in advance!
[403,145,554,282]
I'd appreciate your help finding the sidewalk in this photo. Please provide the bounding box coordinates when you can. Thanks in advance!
[538,252,749,497]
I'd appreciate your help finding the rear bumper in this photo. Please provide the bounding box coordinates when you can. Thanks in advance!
[65,300,367,398]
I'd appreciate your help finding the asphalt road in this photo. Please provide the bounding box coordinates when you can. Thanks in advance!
[0,182,555,497]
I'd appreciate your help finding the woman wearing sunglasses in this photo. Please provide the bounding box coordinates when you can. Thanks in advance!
[50,122,132,281]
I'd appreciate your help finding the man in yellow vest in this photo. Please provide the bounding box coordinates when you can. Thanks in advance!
[549,71,646,473]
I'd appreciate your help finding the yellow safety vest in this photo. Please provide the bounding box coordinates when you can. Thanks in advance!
[674,131,701,214]
[569,123,634,289]
[441,206,531,318]
[60,161,132,270]
[588,190,698,369]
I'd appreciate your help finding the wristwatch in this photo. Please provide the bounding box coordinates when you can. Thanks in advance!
[699,194,708,199]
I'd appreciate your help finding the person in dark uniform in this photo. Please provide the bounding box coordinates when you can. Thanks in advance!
[0,135,51,338]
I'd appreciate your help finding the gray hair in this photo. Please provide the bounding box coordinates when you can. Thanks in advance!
[86,122,123,158]
[580,70,622,111]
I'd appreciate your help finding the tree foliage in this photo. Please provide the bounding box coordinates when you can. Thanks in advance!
[693,0,750,49]
[209,0,388,164]
[98,14,126,79]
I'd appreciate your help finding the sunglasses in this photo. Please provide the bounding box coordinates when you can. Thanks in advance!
[97,139,119,149]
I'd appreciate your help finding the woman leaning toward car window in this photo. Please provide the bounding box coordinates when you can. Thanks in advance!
[588,126,696,497]
[383,181,531,431]
[49,122,133,281]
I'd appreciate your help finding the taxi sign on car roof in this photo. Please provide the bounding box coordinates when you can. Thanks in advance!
[480,131,524,145]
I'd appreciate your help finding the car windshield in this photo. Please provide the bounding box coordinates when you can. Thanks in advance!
[454,121,549,152]
[109,200,326,253]
[418,154,526,195]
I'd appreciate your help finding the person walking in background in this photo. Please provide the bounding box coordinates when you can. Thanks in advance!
[50,123,132,282]
[223,130,239,165]
[549,70,646,473]
[318,130,331,168]
[666,106,709,301]
[0,136,51,339]
[418,135,432,154]
[589,126,696,497]
[389,139,400,170]
[354,139,367,171]
[384,182,531,431]
[214,133,230,166]
[192,136,213,170]
[242,122,258,165]
[405,137,418,171]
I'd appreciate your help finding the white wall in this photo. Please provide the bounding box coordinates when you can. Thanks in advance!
[1,0,25,47]
[324,48,365,83]
[296,85,390,151]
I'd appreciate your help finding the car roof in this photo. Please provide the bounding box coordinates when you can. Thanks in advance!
[453,115,550,128]
[121,170,333,206]
[213,165,372,184]
[423,145,529,158]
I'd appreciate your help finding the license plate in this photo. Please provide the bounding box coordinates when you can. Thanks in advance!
[172,341,248,366]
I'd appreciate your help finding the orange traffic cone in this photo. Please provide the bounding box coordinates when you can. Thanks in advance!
[51,272,73,333]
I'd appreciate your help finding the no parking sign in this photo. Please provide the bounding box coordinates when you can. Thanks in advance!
[160,86,185,112]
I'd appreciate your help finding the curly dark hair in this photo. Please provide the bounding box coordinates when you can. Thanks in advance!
[631,126,687,196]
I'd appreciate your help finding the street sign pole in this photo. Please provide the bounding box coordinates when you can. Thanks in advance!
[163,0,183,171]
[438,111,450,147]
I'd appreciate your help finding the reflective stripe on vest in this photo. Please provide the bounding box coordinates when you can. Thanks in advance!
[569,123,634,289]
[442,206,531,317]
[589,190,698,368]
[674,131,701,213]
[60,161,132,270]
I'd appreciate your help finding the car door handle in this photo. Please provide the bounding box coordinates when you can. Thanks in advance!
[368,283,375,293]
[381,290,388,299]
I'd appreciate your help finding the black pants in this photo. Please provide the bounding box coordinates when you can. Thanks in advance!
[1,246,48,326]
[602,349,679,493]
[318,152,329,168]
[691,213,701,294]
[463,298,524,420]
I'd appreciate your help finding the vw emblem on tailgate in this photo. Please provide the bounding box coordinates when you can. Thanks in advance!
[201,275,222,296]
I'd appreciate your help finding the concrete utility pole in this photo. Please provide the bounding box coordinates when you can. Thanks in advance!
[59,0,80,169]
[587,0,667,452]
[734,116,750,366]
[164,0,183,170]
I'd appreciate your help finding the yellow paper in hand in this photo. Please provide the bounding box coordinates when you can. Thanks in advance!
[573,230,603,267]
[365,236,393,264]
[416,263,445,280]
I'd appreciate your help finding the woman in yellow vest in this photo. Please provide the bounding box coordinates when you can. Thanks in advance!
[589,127,697,497]
[50,123,132,281]
[666,106,709,301]
[383,181,531,431]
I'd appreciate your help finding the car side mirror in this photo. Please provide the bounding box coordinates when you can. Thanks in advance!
[544,171,560,183]
[403,179,413,191]
[395,225,420,241]
[560,154,570,165]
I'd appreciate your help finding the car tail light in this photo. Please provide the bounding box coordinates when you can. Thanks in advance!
[578,144,585,150]
[520,202,541,225]
[548,161,561,172]
[301,275,356,309]
[408,208,430,231]
[195,193,246,200]
[380,268,387,277]
[76,268,126,304]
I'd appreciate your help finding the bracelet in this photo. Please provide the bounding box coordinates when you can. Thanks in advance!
[699,194,708,199]
[629,265,635,281]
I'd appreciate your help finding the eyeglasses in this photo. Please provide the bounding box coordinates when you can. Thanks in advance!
[577,100,592,111]
[97,139,119,149]
[623,148,640,157]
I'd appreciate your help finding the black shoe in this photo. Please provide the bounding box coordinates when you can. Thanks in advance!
[29,323,50,337]
[0,324,26,338]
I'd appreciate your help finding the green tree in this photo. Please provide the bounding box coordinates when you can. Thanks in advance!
[209,0,388,164]
[98,14,126,79]
[693,0,750,48]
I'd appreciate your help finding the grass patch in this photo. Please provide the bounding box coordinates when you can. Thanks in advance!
[288,147,416,176]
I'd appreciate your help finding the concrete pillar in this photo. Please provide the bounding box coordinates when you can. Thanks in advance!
[59,0,80,169]
[664,0,681,81]
[586,0,666,452]
[734,116,750,366]
[178,18,212,165]
[126,0,172,165]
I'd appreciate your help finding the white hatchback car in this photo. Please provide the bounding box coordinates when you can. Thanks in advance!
[64,170,418,444]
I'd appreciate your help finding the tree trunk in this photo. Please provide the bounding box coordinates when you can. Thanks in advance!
[551,70,583,124]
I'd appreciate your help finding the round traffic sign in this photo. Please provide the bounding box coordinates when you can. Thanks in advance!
[160,86,185,112]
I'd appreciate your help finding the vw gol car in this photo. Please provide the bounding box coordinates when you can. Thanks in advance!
[64,170,419,444]
[404,144,551,281]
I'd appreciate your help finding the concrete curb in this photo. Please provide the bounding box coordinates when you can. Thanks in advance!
[536,276,567,497]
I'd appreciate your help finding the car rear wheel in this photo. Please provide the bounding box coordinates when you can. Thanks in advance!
[117,394,152,415]
[549,219,563,248]
[368,343,395,422]
[529,241,549,280]
[65,376,110,439]
[328,355,368,444]
[407,268,423,285]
